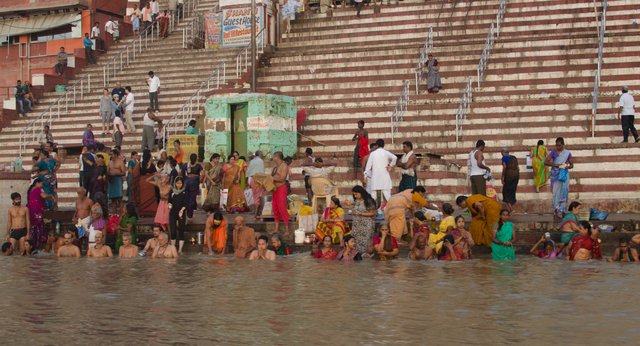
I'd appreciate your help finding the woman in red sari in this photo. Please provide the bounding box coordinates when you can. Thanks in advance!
[315,196,350,245]
[313,235,338,260]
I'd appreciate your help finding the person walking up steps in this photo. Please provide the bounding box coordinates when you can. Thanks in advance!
[147,71,160,112]
[618,85,639,143]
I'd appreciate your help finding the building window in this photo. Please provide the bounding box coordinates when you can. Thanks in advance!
[0,36,19,46]
[29,14,82,43]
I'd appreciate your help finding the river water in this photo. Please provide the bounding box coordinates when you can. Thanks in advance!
[1,255,639,344]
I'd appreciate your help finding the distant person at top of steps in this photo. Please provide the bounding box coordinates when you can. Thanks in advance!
[158,10,170,39]
[150,0,160,22]
[352,120,369,178]
[468,140,490,196]
[364,139,397,208]
[617,86,639,143]
[83,33,96,64]
[147,71,161,112]
[142,3,153,32]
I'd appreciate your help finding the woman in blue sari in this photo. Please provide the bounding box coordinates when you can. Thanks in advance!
[36,150,58,210]
[545,137,574,220]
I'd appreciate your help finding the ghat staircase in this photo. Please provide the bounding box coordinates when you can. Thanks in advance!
[263,0,640,213]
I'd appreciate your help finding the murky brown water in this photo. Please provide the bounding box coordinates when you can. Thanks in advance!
[1,255,639,344]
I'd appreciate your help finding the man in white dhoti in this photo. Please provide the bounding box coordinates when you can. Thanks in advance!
[364,139,397,207]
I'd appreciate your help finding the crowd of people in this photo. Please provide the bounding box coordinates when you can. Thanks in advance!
[1,120,633,263]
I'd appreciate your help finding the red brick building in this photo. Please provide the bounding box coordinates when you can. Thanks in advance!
[0,0,130,111]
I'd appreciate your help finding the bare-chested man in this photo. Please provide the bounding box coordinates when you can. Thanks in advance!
[57,231,81,257]
[143,224,162,256]
[6,192,30,255]
[232,216,256,259]
[152,232,178,259]
[87,231,113,257]
[409,233,434,260]
[118,232,138,258]
[73,187,93,238]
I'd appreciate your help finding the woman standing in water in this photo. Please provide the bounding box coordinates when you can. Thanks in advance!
[169,177,188,254]
[350,186,377,254]
[313,235,338,260]
[545,137,574,220]
[491,210,516,260]
[27,179,53,250]
[531,140,550,192]
[337,235,363,261]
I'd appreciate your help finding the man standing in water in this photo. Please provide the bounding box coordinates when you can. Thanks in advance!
[232,216,256,258]
[118,233,138,258]
[6,192,30,255]
[143,225,162,256]
[87,231,113,257]
[249,235,276,260]
[152,232,178,258]
[57,231,81,257]
[73,188,93,237]
[352,120,369,178]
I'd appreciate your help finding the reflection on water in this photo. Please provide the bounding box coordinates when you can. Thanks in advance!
[1,255,639,344]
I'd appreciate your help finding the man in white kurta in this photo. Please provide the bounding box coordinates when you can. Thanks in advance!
[364,140,397,206]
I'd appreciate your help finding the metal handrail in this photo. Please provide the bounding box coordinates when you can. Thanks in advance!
[102,0,201,86]
[390,80,410,144]
[182,3,217,49]
[415,26,434,95]
[455,78,473,143]
[455,0,507,143]
[591,0,607,138]
[235,27,266,80]
[19,74,91,155]
[163,62,226,143]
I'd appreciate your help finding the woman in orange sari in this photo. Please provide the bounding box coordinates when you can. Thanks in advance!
[315,196,350,245]
[223,155,249,213]
[455,194,501,247]
[204,211,227,255]
[135,149,158,217]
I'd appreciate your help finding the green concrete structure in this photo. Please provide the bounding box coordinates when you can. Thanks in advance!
[204,93,297,159]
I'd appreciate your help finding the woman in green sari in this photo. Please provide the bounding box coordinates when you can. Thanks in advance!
[115,202,138,253]
[531,140,550,192]
[491,210,516,260]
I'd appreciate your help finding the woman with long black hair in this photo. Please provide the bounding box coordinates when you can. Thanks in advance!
[169,177,187,254]
[350,185,377,254]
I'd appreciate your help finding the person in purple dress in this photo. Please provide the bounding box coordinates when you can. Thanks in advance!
[27,179,53,250]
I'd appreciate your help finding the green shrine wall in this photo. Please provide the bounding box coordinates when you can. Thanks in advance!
[204,93,297,159]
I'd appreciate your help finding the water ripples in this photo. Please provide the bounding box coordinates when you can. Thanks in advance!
[1,255,640,344]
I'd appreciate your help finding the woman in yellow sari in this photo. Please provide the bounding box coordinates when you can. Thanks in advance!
[223,155,249,213]
[315,196,350,245]
[455,195,501,247]
[531,140,550,192]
